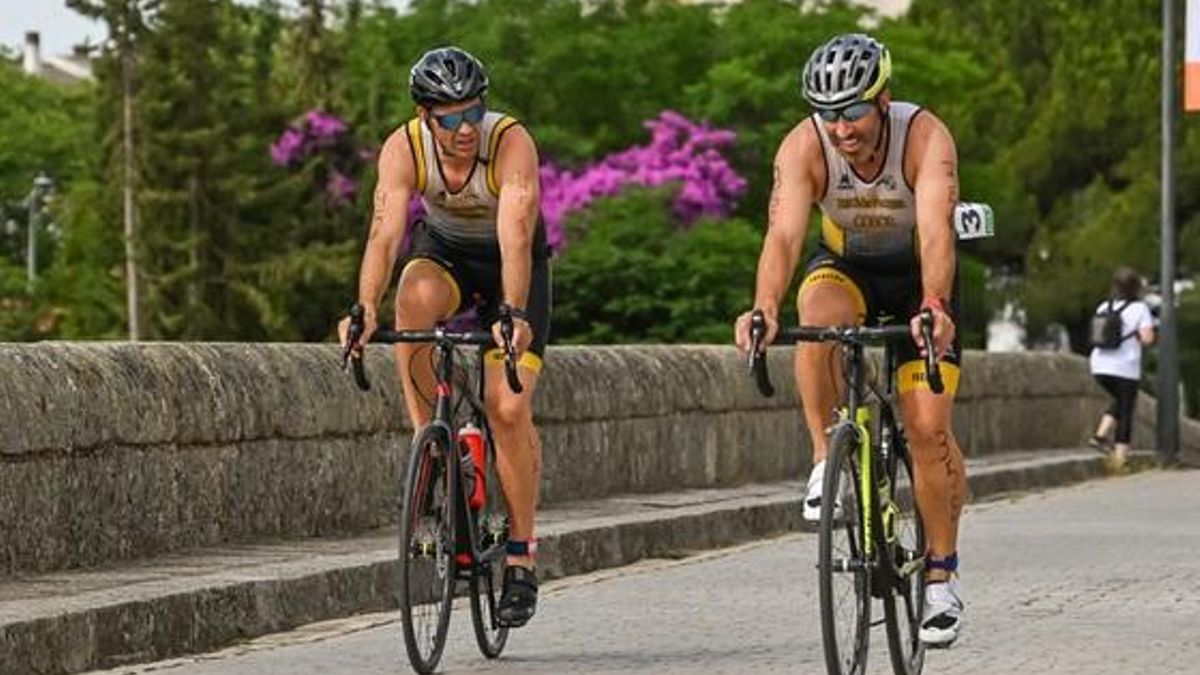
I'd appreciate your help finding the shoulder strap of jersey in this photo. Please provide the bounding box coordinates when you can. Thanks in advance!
[404,118,428,194]
[485,115,519,197]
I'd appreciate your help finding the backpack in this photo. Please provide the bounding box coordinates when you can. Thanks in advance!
[1090,299,1131,350]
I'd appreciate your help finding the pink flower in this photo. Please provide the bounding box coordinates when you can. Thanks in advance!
[325,171,357,205]
[270,128,306,167]
[539,110,746,251]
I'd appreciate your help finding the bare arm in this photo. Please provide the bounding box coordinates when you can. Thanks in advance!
[912,114,958,305]
[357,131,416,319]
[735,123,820,352]
[493,125,541,311]
[906,113,959,357]
[754,125,820,318]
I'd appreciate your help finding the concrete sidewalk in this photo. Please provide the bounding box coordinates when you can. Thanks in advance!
[0,448,1149,675]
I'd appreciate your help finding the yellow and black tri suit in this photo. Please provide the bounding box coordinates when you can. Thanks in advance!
[400,110,551,369]
[799,101,960,395]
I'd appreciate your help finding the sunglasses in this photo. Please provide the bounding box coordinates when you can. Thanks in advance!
[432,102,486,132]
[816,100,876,123]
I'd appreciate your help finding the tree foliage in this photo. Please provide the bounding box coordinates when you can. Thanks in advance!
[0,0,1192,394]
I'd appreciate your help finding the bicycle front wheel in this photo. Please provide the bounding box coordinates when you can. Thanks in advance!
[399,425,457,674]
[818,422,872,675]
[470,434,509,658]
[884,438,926,675]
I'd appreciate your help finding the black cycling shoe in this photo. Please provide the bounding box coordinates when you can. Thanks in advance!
[497,565,538,628]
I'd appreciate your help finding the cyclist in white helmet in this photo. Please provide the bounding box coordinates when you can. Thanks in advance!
[734,33,967,647]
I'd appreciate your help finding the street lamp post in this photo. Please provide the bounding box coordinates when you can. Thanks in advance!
[26,171,54,291]
[1158,0,1181,466]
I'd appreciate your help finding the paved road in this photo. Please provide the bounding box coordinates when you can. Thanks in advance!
[92,471,1200,675]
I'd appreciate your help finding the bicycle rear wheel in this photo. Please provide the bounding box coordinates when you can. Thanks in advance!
[884,437,927,675]
[399,425,457,675]
[469,433,509,658]
[819,422,872,675]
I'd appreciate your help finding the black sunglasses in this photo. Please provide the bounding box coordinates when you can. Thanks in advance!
[432,102,486,132]
[816,100,875,123]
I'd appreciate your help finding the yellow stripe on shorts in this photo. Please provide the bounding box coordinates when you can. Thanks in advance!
[399,257,461,319]
[799,266,868,324]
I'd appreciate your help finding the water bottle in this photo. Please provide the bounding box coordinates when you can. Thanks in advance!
[458,422,486,511]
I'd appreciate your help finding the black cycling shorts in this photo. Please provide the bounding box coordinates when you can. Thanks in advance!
[799,245,961,395]
[401,219,552,367]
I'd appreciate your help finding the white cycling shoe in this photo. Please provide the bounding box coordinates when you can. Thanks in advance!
[803,460,826,522]
[919,577,964,648]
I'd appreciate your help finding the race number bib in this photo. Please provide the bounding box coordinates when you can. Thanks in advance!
[954,202,994,240]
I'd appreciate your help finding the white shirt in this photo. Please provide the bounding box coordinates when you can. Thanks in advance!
[1089,300,1154,380]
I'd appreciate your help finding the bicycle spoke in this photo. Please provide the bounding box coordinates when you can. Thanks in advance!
[884,445,926,675]
[820,424,871,675]
[399,429,456,675]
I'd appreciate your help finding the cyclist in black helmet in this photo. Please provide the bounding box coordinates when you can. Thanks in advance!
[734,33,967,647]
[339,45,548,628]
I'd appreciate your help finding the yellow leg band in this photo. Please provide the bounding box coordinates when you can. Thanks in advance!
[897,360,960,396]
[485,348,543,374]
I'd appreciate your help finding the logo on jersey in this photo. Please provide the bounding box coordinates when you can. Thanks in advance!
[434,188,491,219]
[836,173,853,191]
[852,213,897,229]
[879,174,897,191]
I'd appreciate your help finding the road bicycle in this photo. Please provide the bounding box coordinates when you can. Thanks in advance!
[344,303,524,674]
[749,309,943,675]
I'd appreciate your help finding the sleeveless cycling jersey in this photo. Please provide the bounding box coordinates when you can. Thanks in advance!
[814,101,921,270]
[403,110,520,245]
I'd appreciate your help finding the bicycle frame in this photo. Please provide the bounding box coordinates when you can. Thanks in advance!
[835,339,909,578]
[422,332,507,574]
[747,312,936,575]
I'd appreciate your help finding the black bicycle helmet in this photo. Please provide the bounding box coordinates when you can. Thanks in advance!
[409,46,489,106]
[801,33,891,109]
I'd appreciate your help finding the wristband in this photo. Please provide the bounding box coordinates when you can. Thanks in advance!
[499,304,529,322]
[921,297,949,315]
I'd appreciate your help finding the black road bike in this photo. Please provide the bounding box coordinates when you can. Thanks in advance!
[749,309,943,675]
[344,303,524,674]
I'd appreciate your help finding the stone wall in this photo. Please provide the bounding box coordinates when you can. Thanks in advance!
[1,343,1193,576]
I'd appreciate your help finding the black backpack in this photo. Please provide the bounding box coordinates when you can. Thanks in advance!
[1090,299,1131,350]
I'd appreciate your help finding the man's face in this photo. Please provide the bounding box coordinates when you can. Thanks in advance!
[818,93,889,160]
[422,97,485,157]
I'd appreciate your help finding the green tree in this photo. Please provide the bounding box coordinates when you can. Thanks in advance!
[552,187,761,343]
[0,59,103,338]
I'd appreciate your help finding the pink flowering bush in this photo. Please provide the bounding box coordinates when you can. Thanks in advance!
[272,109,743,236]
[271,110,366,208]
[539,111,746,251]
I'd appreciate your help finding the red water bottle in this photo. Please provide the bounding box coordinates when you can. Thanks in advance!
[459,422,486,510]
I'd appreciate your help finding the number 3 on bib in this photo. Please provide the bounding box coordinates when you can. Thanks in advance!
[953,202,994,240]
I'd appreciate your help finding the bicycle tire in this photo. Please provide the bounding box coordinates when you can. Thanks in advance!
[819,422,872,675]
[399,424,457,675]
[883,435,927,675]
[469,431,509,658]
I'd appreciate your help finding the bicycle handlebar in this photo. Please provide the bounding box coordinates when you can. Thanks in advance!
[748,309,944,397]
[341,303,524,394]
